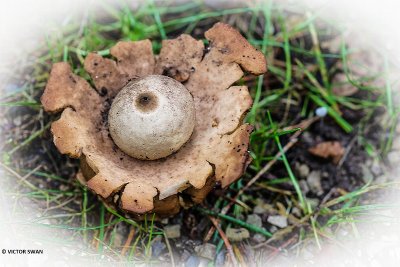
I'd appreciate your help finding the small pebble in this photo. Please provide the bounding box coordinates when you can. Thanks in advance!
[59,184,69,191]
[292,207,302,217]
[151,236,166,257]
[198,257,211,267]
[253,201,275,214]
[336,227,350,238]
[164,224,181,239]
[246,214,262,228]
[195,243,216,260]
[267,215,288,228]
[269,225,278,233]
[215,250,226,266]
[252,233,266,243]
[315,106,328,117]
[226,227,250,242]
[185,255,200,267]
[13,116,22,126]
[361,164,374,184]
[370,160,382,176]
[253,205,265,214]
[299,180,310,195]
[180,250,192,263]
[307,170,323,196]
[296,163,310,178]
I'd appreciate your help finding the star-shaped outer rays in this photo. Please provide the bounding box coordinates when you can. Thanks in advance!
[41,22,266,218]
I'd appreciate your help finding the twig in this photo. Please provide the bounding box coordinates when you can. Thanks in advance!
[320,187,337,206]
[337,134,357,168]
[208,215,238,267]
[121,227,135,256]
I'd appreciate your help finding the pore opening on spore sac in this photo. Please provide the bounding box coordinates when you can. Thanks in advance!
[135,91,158,112]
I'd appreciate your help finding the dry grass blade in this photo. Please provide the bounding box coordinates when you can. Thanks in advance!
[164,231,176,267]
[208,215,238,267]
[121,227,135,256]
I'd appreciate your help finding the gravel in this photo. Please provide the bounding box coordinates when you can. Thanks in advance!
[226,228,250,242]
[267,215,288,228]
[307,170,323,196]
[195,243,216,260]
[215,250,226,266]
[185,255,200,267]
[370,160,383,176]
[361,164,374,184]
[252,233,267,243]
[151,236,166,258]
[296,163,310,178]
[299,180,310,195]
[305,198,320,210]
[164,224,181,239]
[246,214,262,228]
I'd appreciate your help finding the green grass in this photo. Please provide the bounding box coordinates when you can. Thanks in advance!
[0,0,399,265]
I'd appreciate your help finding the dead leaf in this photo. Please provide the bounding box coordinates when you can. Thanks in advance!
[308,141,345,164]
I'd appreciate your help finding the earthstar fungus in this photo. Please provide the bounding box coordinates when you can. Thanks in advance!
[41,23,267,218]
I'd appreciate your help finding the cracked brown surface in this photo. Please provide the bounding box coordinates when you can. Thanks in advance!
[41,22,267,217]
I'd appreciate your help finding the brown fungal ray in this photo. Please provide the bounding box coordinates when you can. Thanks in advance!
[41,62,102,114]
[205,22,267,75]
[110,40,155,78]
[83,53,129,98]
[41,23,267,217]
[84,40,155,98]
[210,86,253,135]
[155,34,204,82]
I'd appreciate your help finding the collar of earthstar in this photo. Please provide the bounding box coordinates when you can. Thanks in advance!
[41,22,267,219]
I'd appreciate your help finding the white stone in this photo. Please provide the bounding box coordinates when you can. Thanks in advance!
[164,224,181,239]
[226,228,250,242]
[267,215,288,228]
